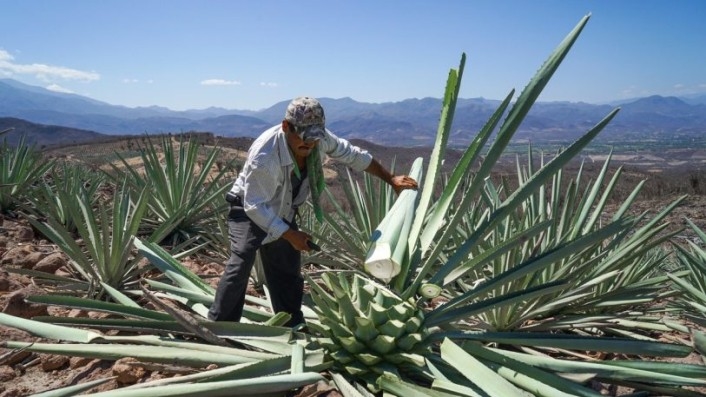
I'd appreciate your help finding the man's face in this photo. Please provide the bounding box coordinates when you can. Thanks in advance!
[284,121,319,159]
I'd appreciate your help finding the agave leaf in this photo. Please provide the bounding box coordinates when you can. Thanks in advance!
[26,294,171,320]
[101,281,141,308]
[143,279,214,304]
[5,341,275,367]
[431,380,484,397]
[460,341,601,397]
[440,338,526,397]
[0,312,103,343]
[599,359,706,379]
[331,372,372,397]
[446,332,691,357]
[114,359,296,392]
[135,238,215,295]
[378,373,464,397]
[29,316,199,335]
[440,219,553,284]
[31,377,116,397]
[407,54,466,259]
[426,281,567,327]
[85,373,325,397]
[489,347,706,386]
[418,90,514,262]
[693,330,706,356]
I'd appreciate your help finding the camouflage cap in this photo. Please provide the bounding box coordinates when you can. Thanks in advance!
[285,96,326,141]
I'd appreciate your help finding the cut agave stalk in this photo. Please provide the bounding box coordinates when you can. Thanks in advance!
[364,158,423,283]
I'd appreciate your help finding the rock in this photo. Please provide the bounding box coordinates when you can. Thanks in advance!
[16,226,34,242]
[41,354,69,372]
[0,349,32,366]
[2,286,48,318]
[0,365,16,382]
[0,235,8,248]
[112,357,148,385]
[68,309,89,318]
[0,270,14,291]
[17,251,46,269]
[0,246,33,266]
[55,266,74,278]
[69,356,95,369]
[0,389,25,397]
[297,380,340,397]
[0,387,25,397]
[33,253,67,274]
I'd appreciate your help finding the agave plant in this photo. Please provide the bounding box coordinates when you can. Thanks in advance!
[24,180,152,297]
[104,134,236,249]
[304,14,706,395]
[440,149,687,333]
[669,219,706,326]
[0,134,54,214]
[23,161,106,234]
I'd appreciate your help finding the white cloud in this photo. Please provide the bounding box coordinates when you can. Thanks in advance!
[122,78,139,84]
[670,83,706,95]
[0,49,13,62]
[0,49,99,81]
[201,79,241,86]
[260,82,278,88]
[46,83,74,94]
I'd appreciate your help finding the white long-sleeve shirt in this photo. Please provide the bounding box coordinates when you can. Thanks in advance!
[229,125,373,244]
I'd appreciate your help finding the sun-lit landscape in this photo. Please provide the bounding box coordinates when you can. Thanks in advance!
[2,8,706,397]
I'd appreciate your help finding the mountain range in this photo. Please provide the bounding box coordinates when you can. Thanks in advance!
[2,78,705,148]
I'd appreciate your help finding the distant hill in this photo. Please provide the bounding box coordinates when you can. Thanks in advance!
[0,117,105,148]
[2,78,706,148]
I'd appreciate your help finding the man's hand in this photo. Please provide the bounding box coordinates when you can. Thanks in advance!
[390,175,419,195]
[281,229,316,251]
[365,159,419,195]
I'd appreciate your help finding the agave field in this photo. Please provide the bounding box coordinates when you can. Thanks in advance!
[3,14,706,397]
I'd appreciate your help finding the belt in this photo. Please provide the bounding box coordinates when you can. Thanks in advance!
[225,192,243,206]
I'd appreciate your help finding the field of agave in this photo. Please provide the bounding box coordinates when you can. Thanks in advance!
[3,14,706,396]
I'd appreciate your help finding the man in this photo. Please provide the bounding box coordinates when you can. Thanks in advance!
[208,96,418,327]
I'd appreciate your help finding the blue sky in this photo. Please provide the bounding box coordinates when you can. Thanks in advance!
[1,0,704,111]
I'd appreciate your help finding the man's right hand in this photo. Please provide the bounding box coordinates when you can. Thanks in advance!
[281,229,315,251]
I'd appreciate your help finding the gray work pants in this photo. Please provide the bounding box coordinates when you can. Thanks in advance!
[208,204,304,327]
